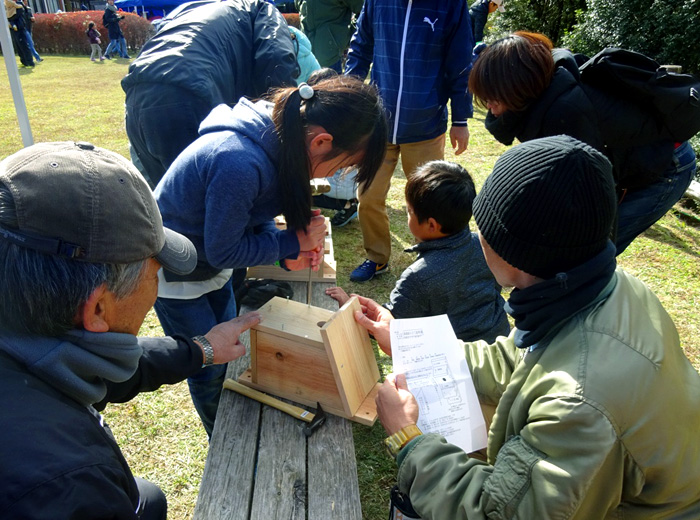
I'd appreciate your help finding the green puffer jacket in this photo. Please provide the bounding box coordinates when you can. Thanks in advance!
[295,0,364,67]
[396,269,700,519]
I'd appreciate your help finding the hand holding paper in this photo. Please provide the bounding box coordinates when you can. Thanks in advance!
[390,315,487,454]
[376,373,420,435]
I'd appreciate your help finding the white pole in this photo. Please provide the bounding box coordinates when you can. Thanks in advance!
[0,0,34,148]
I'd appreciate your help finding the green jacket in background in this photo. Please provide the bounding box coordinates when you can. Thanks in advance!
[396,269,700,519]
[294,0,364,67]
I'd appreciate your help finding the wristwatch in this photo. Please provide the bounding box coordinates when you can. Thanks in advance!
[193,335,215,367]
[384,424,422,458]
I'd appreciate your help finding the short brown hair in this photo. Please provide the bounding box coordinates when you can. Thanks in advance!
[469,31,555,112]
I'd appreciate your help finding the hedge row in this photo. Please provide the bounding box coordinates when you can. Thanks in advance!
[31,11,154,55]
[17,10,298,56]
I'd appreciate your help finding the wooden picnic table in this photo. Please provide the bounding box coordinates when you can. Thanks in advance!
[193,280,363,520]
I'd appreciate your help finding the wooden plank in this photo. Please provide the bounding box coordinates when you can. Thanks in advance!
[307,414,362,520]
[249,406,307,520]
[193,350,261,520]
[321,297,381,416]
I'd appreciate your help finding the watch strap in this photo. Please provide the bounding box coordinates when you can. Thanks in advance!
[193,335,215,367]
[384,424,422,458]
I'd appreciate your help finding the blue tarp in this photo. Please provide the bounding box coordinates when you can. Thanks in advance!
[115,0,186,9]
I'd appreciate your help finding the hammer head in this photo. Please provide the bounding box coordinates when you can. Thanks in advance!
[302,403,327,437]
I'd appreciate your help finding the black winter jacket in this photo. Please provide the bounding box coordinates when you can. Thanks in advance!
[484,53,677,190]
[0,335,202,519]
[121,0,299,108]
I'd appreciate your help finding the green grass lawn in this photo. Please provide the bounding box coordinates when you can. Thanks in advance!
[2,55,700,520]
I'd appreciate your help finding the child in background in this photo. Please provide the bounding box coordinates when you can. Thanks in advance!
[86,22,104,61]
[327,160,510,342]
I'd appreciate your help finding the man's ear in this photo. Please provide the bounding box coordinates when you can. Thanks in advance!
[77,284,111,333]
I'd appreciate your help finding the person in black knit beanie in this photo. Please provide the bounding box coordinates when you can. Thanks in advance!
[354,135,700,519]
[472,134,616,279]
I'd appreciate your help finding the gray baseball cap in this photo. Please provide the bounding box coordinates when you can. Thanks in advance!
[0,141,196,274]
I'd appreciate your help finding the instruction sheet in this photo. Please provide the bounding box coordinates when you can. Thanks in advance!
[390,315,487,453]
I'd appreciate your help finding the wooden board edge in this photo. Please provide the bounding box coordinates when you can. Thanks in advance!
[349,383,380,426]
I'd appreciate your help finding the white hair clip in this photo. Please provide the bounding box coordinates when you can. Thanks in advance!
[298,83,315,100]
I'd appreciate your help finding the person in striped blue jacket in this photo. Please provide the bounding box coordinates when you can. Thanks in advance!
[345,0,474,282]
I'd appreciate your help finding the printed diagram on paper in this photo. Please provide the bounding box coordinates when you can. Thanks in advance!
[391,315,487,453]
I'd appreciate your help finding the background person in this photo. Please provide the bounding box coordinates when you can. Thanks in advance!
[355,136,700,519]
[19,0,41,62]
[0,141,261,519]
[295,0,364,72]
[121,0,300,189]
[468,31,697,255]
[468,0,504,43]
[102,0,129,59]
[345,0,474,282]
[86,21,104,61]
[153,76,388,436]
[5,0,33,67]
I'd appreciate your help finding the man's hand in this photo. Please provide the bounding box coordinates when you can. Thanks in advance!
[376,373,420,435]
[352,294,393,355]
[325,286,350,307]
[449,125,470,155]
[201,311,261,364]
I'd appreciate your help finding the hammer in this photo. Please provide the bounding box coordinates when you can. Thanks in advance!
[223,379,327,437]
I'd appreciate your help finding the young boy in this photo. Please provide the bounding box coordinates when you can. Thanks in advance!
[327,160,509,343]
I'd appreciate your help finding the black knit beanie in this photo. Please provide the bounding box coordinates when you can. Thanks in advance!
[473,135,617,279]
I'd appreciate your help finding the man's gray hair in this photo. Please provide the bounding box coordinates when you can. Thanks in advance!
[0,184,148,337]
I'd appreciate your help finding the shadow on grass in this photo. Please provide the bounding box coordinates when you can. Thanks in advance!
[643,207,700,259]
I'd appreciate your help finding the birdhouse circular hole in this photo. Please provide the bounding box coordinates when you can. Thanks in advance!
[317,321,326,328]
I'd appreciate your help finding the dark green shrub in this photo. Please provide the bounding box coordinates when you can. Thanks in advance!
[563,0,700,75]
[488,0,586,45]
[31,10,154,55]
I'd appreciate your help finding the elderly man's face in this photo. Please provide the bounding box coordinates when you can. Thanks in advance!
[106,258,161,335]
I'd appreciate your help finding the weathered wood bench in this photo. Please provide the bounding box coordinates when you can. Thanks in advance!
[193,280,363,520]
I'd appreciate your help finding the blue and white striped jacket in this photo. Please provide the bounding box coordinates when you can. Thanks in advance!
[346,0,474,145]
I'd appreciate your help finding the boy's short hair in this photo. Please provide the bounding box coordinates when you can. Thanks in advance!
[405,160,476,235]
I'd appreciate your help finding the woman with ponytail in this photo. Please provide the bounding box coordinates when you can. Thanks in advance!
[152,75,387,436]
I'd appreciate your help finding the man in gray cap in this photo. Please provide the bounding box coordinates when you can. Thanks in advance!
[0,142,260,519]
[354,135,700,518]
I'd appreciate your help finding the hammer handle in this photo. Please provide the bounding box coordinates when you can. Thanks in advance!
[223,379,314,423]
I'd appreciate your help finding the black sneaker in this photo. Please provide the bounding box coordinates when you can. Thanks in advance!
[330,202,358,228]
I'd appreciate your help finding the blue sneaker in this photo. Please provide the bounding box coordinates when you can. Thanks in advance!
[350,259,388,282]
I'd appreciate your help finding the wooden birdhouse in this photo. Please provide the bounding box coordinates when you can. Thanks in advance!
[238,296,381,425]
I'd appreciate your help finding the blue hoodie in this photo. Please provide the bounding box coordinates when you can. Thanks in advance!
[154,99,300,273]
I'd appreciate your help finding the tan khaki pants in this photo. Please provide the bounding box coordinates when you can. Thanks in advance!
[357,134,446,264]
